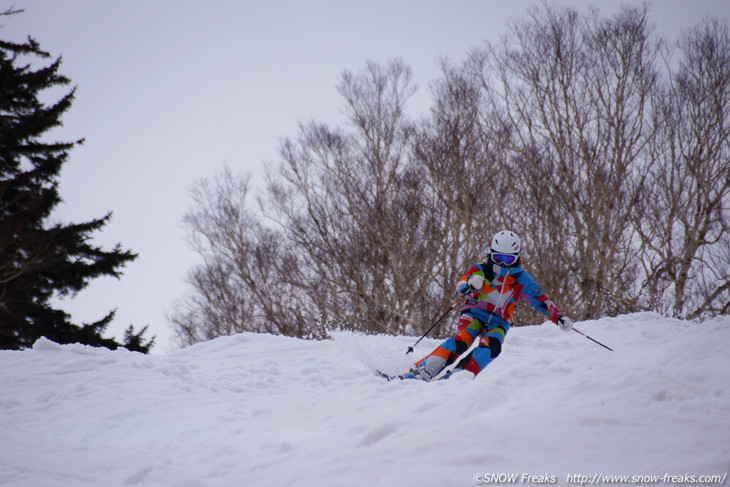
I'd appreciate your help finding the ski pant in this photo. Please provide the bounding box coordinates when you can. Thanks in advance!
[414,312,510,377]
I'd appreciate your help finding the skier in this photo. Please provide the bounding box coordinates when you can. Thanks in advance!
[404,230,574,381]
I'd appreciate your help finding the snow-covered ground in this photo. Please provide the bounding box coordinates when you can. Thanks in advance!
[2,312,729,487]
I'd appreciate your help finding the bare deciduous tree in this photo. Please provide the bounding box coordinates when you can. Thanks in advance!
[639,18,730,319]
[470,4,660,319]
[415,62,496,302]
[264,59,442,336]
[169,168,318,347]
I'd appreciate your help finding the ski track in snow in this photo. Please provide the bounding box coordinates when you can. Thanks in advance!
[1,312,729,487]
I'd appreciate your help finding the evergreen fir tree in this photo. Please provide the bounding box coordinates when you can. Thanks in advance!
[122,325,156,354]
[0,22,153,351]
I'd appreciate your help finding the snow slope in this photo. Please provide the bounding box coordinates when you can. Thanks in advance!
[2,313,729,487]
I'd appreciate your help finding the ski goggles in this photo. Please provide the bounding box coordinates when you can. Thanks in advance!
[491,252,518,266]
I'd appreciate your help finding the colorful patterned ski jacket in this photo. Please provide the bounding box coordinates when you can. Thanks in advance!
[456,258,563,325]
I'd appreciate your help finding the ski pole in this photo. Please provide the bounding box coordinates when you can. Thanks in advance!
[572,327,614,351]
[406,293,466,354]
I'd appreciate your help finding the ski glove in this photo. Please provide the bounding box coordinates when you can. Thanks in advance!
[467,274,485,291]
[557,316,574,332]
[456,274,484,294]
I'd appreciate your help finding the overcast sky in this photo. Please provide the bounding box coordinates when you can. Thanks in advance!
[4,1,729,352]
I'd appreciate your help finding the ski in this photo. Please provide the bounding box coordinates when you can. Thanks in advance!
[374,368,464,382]
[374,369,444,382]
[374,370,401,381]
[374,370,422,381]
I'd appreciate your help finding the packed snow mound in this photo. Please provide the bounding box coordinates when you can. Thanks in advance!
[2,313,729,487]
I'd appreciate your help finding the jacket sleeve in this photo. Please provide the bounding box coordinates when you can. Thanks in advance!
[519,273,563,323]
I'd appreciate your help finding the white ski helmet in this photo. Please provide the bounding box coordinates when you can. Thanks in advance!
[490,230,521,266]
